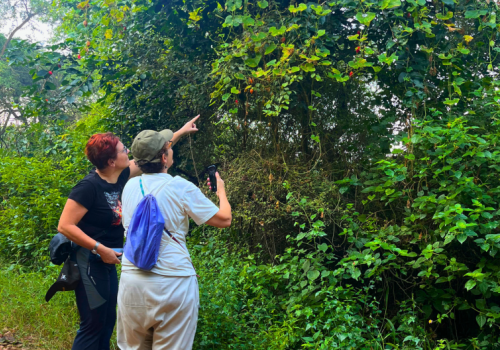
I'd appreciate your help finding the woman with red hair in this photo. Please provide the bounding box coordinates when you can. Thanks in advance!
[57,116,199,350]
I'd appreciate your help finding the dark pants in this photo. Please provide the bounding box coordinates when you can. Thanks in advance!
[72,254,118,350]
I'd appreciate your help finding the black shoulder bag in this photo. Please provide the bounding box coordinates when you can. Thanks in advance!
[49,229,108,265]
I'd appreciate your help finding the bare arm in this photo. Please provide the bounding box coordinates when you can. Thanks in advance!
[205,172,232,228]
[58,199,121,264]
[128,115,199,179]
[171,115,200,146]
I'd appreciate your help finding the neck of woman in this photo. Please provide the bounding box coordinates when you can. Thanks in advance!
[96,167,122,184]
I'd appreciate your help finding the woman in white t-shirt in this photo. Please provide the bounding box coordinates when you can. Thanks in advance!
[117,125,232,350]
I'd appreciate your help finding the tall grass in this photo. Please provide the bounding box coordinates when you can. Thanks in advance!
[0,263,80,349]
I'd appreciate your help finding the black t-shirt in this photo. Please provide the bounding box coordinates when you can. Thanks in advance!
[68,167,131,248]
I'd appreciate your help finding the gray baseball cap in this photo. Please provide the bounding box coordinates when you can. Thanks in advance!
[131,129,174,164]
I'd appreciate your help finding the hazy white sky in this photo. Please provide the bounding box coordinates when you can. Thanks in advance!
[1,19,54,44]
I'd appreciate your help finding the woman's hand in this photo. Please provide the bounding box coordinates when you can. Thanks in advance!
[206,171,232,228]
[171,115,200,147]
[97,245,122,265]
[180,115,200,135]
[207,172,225,197]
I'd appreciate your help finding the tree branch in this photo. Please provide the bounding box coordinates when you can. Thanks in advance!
[0,12,36,58]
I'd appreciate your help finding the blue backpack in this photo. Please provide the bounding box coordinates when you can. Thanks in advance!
[124,177,169,270]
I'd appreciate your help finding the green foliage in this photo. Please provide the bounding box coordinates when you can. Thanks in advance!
[0,108,106,266]
[0,262,80,349]
[2,0,500,347]
[341,112,500,338]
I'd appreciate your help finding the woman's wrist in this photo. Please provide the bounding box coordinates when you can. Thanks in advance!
[96,243,107,254]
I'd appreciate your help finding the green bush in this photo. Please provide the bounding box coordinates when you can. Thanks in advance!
[0,110,105,266]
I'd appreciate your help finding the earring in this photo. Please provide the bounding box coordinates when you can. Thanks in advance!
[164,165,168,169]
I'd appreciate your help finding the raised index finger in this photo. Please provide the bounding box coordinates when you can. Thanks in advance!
[190,115,200,123]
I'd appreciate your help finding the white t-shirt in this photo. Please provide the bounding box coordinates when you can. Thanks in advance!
[121,173,219,276]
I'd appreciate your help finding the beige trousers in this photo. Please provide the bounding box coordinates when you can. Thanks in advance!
[117,270,199,350]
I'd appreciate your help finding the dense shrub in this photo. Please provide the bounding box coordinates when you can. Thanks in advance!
[0,110,105,266]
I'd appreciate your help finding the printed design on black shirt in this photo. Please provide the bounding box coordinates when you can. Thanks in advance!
[104,191,122,226]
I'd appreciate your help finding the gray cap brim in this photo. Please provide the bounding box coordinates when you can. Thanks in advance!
[159,129,174,143]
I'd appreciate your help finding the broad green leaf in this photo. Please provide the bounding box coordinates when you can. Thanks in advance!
[457,233,467,244]
[464,10,480,19]
[318,243,328,252]
[44,82,56,90]
[457,220,467,229]
[378,52,398,65]
[227,0,242,11]
[465,279,476,291]
[436,11,453,20]
[222,93,231,101]
[231,86,240,94]
[265,43,277,55]
[307,270,320,280]
[251,32,267,41]
[289,3,307,12]
[438,53,453,59]
[243,17,255,26]
[380,0,401,10]
[355,12,376,26]
[476,299,486,310]
[269,26,286,36]
[224,15,243,27]
[443,98,459,105]
[302,259,310,272]
[476,315,486,328]
[257,0,268,8]
[244,54,262,67]
[300,63,315,72]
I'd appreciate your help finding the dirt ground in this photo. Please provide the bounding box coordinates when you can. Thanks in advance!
[0,329,37,350]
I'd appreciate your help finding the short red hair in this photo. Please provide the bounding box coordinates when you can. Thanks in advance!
[85,132,120,170]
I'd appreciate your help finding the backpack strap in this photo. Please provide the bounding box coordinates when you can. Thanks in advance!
[139,176,169,197]
[139,178,145,196]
